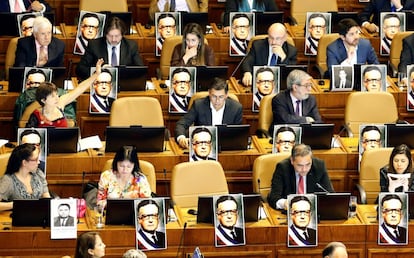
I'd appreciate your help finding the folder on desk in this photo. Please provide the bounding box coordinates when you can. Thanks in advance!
[12,198,51,227]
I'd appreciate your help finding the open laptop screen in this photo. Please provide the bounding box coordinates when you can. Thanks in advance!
[12,198,51,227]
[105,199,135,226]
[300,123,334,149]
[117,66,148,91]
[216,124,251,151]
[47,127,79,154]
[386,123,414,149]
[316,192,350,220]
[196,66,228,91]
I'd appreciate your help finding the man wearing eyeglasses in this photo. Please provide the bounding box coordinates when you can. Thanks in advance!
[74,12,101,55]
[90,69,115,114]
[379,194,407,244]
[230,13,251,56]
[362,66,384,91]
[268,144,334,210]
[137,199,166,250]
[288,195,316,246]
[253,67,276,111]
[360,125,382,153]
[305,13,327,55]
[275,126,296,153]
[270,69,322,136]
[175,78,243,149]
[215,195,245,246]
[25,68,46,90]
[156,13,176,56]
[169,67,192,113]
[19,14,36,37]
[190,127,215,161]
[381,13,401,56]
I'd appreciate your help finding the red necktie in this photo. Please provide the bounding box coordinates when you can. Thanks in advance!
[14,0,21,12]
[298,176,304,194]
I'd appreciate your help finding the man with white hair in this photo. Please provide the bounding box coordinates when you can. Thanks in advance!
[14,16,65,67]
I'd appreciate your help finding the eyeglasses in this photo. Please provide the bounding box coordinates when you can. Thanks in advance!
[173,80,190,85]
[217,209,237,216]
[257,80,274,84]
[298,83,313,88]
[193,141,211,146]
[22,26,33,31]
[277,140,295,145]
[364,78,381,83]
[27,81,42,86]
[233,25,250,29]
[159,25,176,30]
[291,210,311,216]
[382,208,401,215]
[139,213,159,220]
[362,139,380,144]
[96,81,111,85]
[310,25,326,29]
[82,25,99,29]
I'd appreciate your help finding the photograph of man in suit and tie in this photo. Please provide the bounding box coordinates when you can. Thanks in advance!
[214,194,246,247]
[288,195,317,247]
[380,12,404,56]
[272,125,300,154]
[332,65,353,91]
[23,68,49,91]
[53,203,75,227]
[305,12,330,56]
[361,65,387,92]
[89,68,117,114]
[17,13,38,37]
[155,12,178,56]
[229,13,253,56]
[378,193,408,245]
[252,66,278,112]
[74,11,105,55]
[169,67,195,113]
[189,126,217,162]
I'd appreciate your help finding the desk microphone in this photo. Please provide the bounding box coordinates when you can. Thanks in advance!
[175,222,187,258]
[316,183,329,193]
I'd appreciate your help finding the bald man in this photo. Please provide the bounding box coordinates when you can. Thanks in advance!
[241,23,297,86]
[322,242,348,258]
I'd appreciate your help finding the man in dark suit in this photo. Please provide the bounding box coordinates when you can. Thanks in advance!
[398,33,414,73]
[215,195,245,246]
[76,17,144,80]
[358,0,414,33]
[0,0,51,12]
[175,77,243,149]
[326,18,379,77]
[253,67,276,112]
[53,203,75,227]
[14,16,65,68]
[136,199,166,250]
[230,13,251,56]
[335,67,352,89]
[267,144,334,210]
[241,23,297,86]
[270,69,322,135]
[379,194,407,244]
[190,127,216,161]
[288,195,316,246]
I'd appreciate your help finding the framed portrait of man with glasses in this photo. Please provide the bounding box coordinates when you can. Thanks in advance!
[22,67,51,92]
[360,64,387,92]
[378,193,408,245]
[189,126,217,162]
[272,124,301,154]
[252,66,279,112]
[74,11,106,55]
[169,66,196,113]
[229,12,254,57]
[304,12,331,56]
[155,12,180,56]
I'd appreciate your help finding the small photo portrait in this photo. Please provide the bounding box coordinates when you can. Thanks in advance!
[406,64,414,111]
[22,67,52,92]
[168,66,196,113]
[73,11,106,55]
[380,12,405,56]
[331,65,354,91]
[89,67,118,114]
[51,198,78,239]
[189,126,217,162]
[155,12,180,57]
[304,12,331,56]
[17,12,42,37]
[252,66,280,112]
[360,64,387,92]
[229,12,254,57]
[17,128,47,174]
[135,198,167,250]
[287,194,318,247]
[272,125,301,154]
[214,194,246,247]
[358,124,386,157]
[378,193,408,245]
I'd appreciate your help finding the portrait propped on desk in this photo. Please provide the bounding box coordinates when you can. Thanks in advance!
[330,65,354,91]
[168,66,196,113]
[17,128,47,173]
[89,67,118,114]
[252,66,279,112]
[8,67,51,93]
[50,198,77,239]
[189,126,217,161]
[378,193,408,245]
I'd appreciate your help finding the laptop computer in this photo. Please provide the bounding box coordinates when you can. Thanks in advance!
[181,12,209,34]
[216,124,251,152]
[0,12,19,36]
[47,127,79,154]
[279,65,308,91]
[195,66,228,91]
[12,198,51,227]
[329,12,359,33]
[49,67,67,89]
[316,192,351,220]
[117,66,148,92]
[254,11,284,35]
[8,67,25,92]
[300,123,334,149]
[105,126,166,153]
[105,199,135,226]
[386,123,414,149]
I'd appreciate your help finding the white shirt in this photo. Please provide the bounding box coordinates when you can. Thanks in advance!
[340,42,358,66]
[210,101,226,125]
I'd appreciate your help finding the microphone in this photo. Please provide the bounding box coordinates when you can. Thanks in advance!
[230,53,249,79]
[316,183,329,193]
[175,222,187,258]
[331,122,350,148]
[164,168,169,196]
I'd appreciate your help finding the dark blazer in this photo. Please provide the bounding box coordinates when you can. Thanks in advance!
[358,0,414,26]
[288,225,316,246]
[241,38,297,75]
[379,223,407,244]
[267,157,334,210]
[270,90,322,134]
[53,216,75,227]
[398,33,414,73]
[137,229,166,249]
[14,36,65,67]
[326,38,379,76]
[76,37,144,80]
[216,224,245,245]
[379,166,414,192]
[175,96,243,137]
[170,44,215,67]
[0,0,51,12]
[223,0,278,26]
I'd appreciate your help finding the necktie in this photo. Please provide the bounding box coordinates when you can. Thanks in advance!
[14,0,21,12]
[298,175,304,194]
[104,99,109,110]
[270,54,277,66]
[295,100,301,116]
[61,219,66,226]
[152,235,157,243]
[231,231,237,240]
[170,0,176,11]
[37,46,48,67]
[111,46,117,67]
[394,229,399,238]
[391,4,396,12]
[303,231,308,240]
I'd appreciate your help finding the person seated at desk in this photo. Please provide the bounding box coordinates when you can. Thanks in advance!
[74,232,106,258]
[269,70,322,135]
[26,59,104,128]
[322,241,349,258]
[326,18,379,77]
[380,144,414,193]
[76,17,144,80]
[240,23,297,86]
[398,33,414,73]
[0,143,50,211]
[267,144,334,210]
[358,0,414,34]
[97,146,152,209]
[170,22,215,67]
[14,16,65,68]
[148,0,208,24]
[222,0,279,33]
[0,0,51,13]
[175,78,243,149]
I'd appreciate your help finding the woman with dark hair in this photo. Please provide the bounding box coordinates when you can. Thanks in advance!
[74,232,106,258]
[171,23,215,66]
[97,146,151,208]
[380,144,414,192]
[0,143,50,211]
